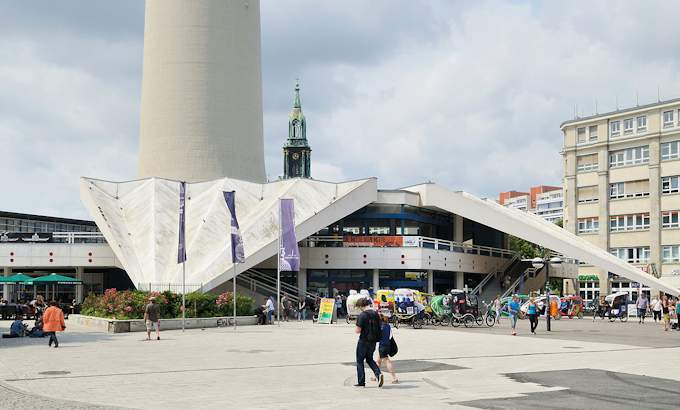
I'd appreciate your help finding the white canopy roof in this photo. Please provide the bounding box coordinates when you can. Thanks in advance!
[403,183,680,297]
[80,176,377,290]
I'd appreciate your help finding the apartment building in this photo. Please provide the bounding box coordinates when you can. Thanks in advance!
[499,186,563,223]
[561,97,680,300]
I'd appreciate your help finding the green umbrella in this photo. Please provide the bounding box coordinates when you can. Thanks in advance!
[0,273,35,284]
[32,273,82,285]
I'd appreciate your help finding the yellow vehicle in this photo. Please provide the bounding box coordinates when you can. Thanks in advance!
[373,289,395,317]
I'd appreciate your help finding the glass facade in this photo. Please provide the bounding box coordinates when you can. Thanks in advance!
[307,269,372,297]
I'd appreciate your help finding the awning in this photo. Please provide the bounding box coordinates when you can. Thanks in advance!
[0,273,36,284]
[32,273,82,284]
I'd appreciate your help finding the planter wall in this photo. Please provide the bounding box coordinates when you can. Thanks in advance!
[70,314,258,333]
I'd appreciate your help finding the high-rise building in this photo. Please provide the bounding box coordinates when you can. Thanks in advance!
[283,81,312,179]
[137,0,266,183]
[561,97,680,299]
[498,186,563,223]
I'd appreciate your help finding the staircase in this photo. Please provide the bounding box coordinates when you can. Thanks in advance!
[471,252,522,303]
[501,265,545,299]
[234,269,318,305]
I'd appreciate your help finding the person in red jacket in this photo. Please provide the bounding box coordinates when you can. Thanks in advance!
[43,300,65,348]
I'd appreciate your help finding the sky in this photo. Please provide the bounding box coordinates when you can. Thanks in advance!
[2,1,680,219]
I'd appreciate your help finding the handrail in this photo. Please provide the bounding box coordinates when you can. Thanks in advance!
[471,252,521,296]
[235,274,301,304]
[501,267,539,299]
[303,235,516,258]
[240,269,318,301]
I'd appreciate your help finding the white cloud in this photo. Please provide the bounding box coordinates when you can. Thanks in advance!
[3,0,680,219]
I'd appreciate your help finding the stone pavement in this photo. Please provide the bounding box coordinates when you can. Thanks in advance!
[0,318,678,409]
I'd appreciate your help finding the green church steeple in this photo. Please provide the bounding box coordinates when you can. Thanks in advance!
[283,80,312,179]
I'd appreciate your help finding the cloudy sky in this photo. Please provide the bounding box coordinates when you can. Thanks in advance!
[2,1,680,219]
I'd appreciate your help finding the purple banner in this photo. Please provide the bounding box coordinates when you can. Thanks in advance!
[177,181,187,264]
[223,191,245,264]
[279,199,300,271]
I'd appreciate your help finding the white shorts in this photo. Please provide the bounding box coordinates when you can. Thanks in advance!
[146,320,160,332]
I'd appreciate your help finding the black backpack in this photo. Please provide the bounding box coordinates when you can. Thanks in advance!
[388,337,398,357]
[365,311,382,344]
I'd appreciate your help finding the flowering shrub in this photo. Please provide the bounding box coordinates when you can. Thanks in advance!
[81,289,253,319]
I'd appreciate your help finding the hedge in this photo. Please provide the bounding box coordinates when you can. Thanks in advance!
[81,288,254,320]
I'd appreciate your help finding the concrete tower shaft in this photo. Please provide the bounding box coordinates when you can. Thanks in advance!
[138,0,266,183]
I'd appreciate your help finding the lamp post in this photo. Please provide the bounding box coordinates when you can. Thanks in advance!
[532,256,562,332]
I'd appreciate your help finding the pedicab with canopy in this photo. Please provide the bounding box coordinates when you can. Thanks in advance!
[373,289,395,318]
[345,289,373,324]
[605,291,629,322]
[392,288,425,329]
[558,295,584,319]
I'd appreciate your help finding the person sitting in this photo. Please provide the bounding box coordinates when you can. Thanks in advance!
[2,315,27,338]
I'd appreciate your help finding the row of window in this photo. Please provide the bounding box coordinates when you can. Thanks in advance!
[0,218,98,234]
[607,244,680,264]
[578,141,680,175]
[610,115,647,138]
[577,211,680,234]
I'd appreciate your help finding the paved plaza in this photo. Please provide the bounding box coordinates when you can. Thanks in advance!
[0,317,679,409]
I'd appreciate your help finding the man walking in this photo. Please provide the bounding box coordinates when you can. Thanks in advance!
[354,298,383,388]
[144,296,161,341]
[508,295,520,336]
[636,293,649,324]
[43,300,65,348]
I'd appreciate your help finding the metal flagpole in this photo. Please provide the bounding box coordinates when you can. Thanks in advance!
[182,261,186,332]
[277,199,282,326]
[233,262,237,330]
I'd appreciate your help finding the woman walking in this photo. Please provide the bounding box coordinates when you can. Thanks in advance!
[527,297,539,334]
[508,295,520,336]
[377,314,398,384]
[493,295,502,326]
[661,295,671,331]
[42,300,65,348]
[651,296,662,323]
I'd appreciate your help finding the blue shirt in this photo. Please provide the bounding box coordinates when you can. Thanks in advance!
[508,301,520,315]
[10,320,24,336]
[527,303,537,315]
[379,323,391,348]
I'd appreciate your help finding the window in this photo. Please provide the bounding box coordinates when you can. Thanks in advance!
[577,186,599,203]
[663,245,680,263]
[577,127,586,144]
[576,154,598,172]
[662,176,680,194]
[588,125,598,142]
[609,213,650,232]
[608,146,649,167]
[636,116,647,132]
[577,217,599,234]
[368,226,390,235]
[610,121,620,137]
[663,110,674,128]
[610,180,650,199]
[623,118,634,134]
[342,226,361,235]
[662,211,680,229]
[610,247,650,264]
[661,140,680,161]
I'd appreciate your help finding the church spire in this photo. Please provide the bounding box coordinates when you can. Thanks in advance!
[293,79,301,109]
[283,79,311,179]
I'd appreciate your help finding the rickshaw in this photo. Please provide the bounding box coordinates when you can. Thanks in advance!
[373,289,395,318]
[429,294,453,326]
[392,288,425,329]
[559,295,584,319]
[345,289,373,324]
[443,289,479,327]
[605,292,629,322]
[414,291,434,324]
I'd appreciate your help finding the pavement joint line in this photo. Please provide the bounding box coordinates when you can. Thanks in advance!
[422,377,448,390]
[0,379,131,409]
[3,346,662,383]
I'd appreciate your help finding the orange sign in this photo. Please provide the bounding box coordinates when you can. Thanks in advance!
[343,236,403,247]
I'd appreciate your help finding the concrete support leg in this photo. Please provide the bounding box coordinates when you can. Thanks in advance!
[598,270,610,297]
[297,268,307,297]
[456,272,464,290]
[76,266,85,303]
[2,267,11,301]
[427,270,434,294]
[372,269,380,292]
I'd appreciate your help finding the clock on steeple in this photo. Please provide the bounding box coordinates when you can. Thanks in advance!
[283,80,312,179]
